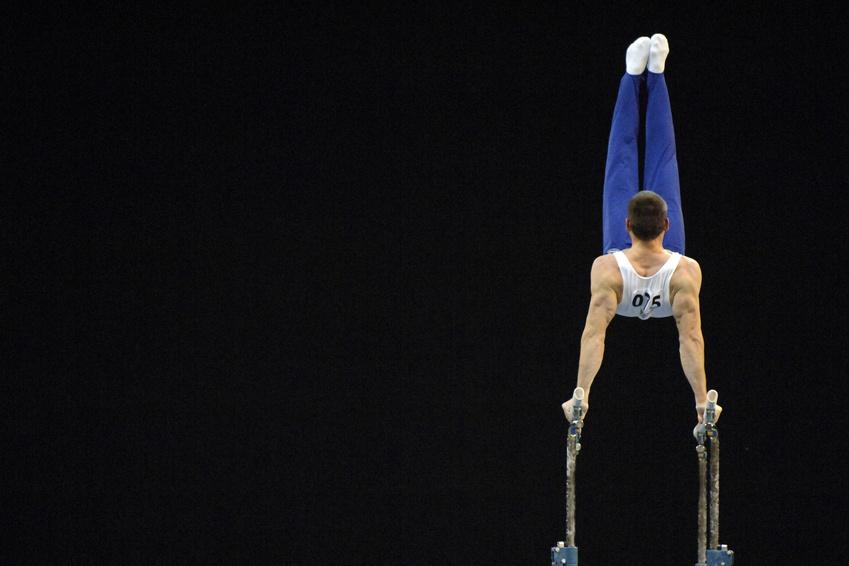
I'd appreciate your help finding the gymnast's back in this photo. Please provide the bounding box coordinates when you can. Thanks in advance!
[591,247,702,322]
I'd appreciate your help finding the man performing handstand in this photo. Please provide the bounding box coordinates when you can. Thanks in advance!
[561,34,722,431]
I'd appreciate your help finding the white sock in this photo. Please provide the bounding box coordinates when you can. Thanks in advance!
[626,37,651,75]
[648,33,669,73]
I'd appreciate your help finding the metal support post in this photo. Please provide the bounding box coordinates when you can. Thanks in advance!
[694,390,734,566]
[552,387,584,566]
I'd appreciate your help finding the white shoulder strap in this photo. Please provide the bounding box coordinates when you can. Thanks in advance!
[611,251,632,273]
[664,252,682,273]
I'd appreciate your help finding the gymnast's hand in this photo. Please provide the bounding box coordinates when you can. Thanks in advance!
[561,397,589,423]
[695,401,722,425]
[692,399,722,439]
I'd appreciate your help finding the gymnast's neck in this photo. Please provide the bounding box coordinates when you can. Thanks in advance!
[627,234,668,255]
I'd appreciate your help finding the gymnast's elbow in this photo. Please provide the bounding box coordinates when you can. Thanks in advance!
[581,325,607,345]
[677,329,704,350]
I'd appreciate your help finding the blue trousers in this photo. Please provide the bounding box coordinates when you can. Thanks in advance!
[602,72,685,254]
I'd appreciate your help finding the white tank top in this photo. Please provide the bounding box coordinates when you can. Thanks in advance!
[612,251,681,320]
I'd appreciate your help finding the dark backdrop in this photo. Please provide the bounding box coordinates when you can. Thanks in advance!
[10,4,849,564]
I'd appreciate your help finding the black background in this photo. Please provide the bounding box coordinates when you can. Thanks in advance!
[9,4,849,564]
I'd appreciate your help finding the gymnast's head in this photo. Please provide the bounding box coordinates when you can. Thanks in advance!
[626,190,670,241]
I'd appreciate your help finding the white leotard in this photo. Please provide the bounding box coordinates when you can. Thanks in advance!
[612,251,681,320]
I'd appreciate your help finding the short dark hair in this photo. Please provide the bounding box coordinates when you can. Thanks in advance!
[627,190,668,241]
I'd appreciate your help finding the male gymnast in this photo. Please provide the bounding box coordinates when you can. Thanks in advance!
[561,35,722,432]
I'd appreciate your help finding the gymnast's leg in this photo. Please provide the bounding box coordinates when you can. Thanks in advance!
[645,34,686,254]
[602,37,650,254]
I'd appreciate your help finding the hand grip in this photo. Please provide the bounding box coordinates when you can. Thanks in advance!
[705,389,718,426]
[573,387,585,403]
[570,387,584,422]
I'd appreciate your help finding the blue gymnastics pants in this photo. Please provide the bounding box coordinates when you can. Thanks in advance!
[602,72,685,254]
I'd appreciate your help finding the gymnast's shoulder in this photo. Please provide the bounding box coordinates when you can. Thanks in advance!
[588,253,621,280]
[671,254,702,287]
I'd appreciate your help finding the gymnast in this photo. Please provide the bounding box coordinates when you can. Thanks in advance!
[561,35,722,432]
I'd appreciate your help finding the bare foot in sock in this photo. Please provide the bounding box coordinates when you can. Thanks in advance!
[648,33,669,73]
[626,36,651,75]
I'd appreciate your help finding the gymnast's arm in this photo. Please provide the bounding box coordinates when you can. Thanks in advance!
[564,256,618,419]
[671,259,712,421]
